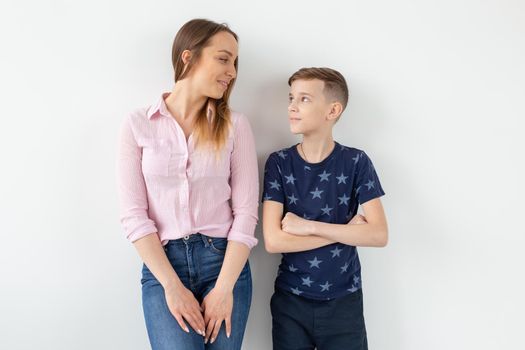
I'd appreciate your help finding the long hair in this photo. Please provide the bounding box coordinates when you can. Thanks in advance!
[172,19,238,152]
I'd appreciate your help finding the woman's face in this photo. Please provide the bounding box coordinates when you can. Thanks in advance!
[187,31,238,100]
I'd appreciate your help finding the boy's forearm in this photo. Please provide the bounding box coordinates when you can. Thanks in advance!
[265,227,335,253]
[310,221,388,247]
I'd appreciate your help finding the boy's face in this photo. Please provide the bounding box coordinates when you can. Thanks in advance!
[288,79,333,135]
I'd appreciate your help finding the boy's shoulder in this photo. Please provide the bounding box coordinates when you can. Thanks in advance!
[266,144,297,162]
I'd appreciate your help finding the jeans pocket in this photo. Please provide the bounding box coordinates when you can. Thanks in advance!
[208,237,227,255]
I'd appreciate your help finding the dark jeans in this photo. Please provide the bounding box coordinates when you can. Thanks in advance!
[141,233,252,350]
[271,287,368,350]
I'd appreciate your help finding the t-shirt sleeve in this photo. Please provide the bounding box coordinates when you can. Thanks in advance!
[354,151,385,205]
[262,154,285,204]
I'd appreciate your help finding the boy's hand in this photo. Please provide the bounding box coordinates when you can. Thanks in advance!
[281,212,314,236]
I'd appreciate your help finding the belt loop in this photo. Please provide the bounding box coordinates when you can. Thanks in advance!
[201,233,210,247]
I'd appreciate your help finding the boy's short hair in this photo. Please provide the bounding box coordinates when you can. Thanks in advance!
[288,67,349,112]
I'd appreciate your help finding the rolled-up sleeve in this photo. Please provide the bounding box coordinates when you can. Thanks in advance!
[116,116,157,242]
[227,114,259,249]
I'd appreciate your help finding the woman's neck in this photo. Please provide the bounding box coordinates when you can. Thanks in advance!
[164,81,208,122]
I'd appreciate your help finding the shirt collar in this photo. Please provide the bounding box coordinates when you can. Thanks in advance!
[147,92,171,119]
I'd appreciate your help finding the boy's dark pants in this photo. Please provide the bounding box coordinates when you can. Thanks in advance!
[271,288,368,350]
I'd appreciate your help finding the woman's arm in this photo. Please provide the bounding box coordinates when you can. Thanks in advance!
[201,114,259,344]
[117,117,205,335]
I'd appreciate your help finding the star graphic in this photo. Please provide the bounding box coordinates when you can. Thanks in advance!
[355,186,361,194]
[353,275,360,285]
[285,173,297,185]
[348,285,358,293]
[303,213,312,220]
[301,276,313,287]
[340,262,349,273]
[307,256,323,268]
[291,287,303,295]
[269,180,281,190]
[365,180,375,190]
[352,154,360,164]
[338,194,350,205]
[289,264,298,272]
[330,246,343,258]
[318,170,331,182]
[310,187,323,199]
[336,173,348,184]
[277,150,287,159]
[304,166,311,171]
[263,193,272,201]
[321,205,333,216]
[320,281,332,292]
[288,194,298,205]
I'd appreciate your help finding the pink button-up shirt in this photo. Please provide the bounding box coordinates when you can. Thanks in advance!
[117,93,259,248]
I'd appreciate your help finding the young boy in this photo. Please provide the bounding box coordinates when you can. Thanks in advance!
[262,67,388,350]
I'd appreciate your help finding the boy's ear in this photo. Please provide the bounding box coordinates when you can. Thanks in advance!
[327,102,343,121]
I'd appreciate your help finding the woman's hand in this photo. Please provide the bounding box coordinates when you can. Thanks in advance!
[201,286,234,344]
[281,212,314,236]
[164,284,205,336]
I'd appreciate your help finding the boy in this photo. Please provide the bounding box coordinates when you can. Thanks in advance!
[262,67,388,350]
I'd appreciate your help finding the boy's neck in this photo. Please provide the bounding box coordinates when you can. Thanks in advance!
[299,133,335,163]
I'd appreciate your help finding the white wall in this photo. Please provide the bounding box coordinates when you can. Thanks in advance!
[1,0,524,349]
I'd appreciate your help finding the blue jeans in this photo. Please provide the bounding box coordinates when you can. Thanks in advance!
[271,287,368,350]
[141,233,252,350]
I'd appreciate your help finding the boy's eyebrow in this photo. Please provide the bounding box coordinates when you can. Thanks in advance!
[289,92,314,97]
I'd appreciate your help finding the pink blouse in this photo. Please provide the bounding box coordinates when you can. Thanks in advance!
[117,93,259,248]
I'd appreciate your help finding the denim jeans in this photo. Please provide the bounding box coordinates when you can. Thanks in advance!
[271,287,368,350]
[141,233,252,350]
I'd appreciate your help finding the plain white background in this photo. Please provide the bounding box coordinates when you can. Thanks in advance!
[1,0,524,349]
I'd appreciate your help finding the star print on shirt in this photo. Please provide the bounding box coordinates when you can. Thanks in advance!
[320,281,332,292]
[353,275,360,284]
[352,154,360,164]
[338,194,350,205]
[348,285,358,293]
[336,173,348,184]
[263,193,272,201]
[289,264,298,272]
[277,150,287,159]
[291,287,303,295]
[288,194,298,205]
[365,180,375,190]
[321,204,333,216]
[340,262,349,273]
[269,180,281,191]
[310,187,323,199]
[285,173,297,185]
[330,246,342,258]
[308,256,323,268]
[318,170,331,182]
[301,276,314,287]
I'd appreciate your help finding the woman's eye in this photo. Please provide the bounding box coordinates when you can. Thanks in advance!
[219,58,228,63]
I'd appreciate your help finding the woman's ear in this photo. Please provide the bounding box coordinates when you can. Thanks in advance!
[181,50,192,65]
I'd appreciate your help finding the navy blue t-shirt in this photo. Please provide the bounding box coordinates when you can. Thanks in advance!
[262,142,385,300]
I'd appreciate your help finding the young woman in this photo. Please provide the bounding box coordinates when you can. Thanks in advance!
[117,19,259,350]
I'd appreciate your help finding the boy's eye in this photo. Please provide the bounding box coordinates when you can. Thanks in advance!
[301,97,309,102]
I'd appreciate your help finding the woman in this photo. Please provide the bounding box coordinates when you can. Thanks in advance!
[117,19,259,350]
